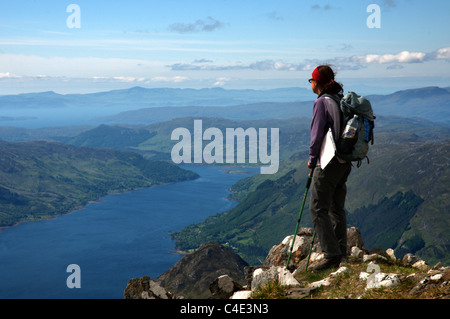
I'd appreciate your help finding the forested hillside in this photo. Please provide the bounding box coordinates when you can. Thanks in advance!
[0,141,198,228]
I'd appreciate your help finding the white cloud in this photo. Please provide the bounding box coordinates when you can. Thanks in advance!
[355,51,426,64]
[89,75,189,84]
[167,47,450,72]
[151,76,189,83]
[112,76,147,83]
[426,47,450,60]
[332,47,450,70]
[0,54,166,78]
[168,59,306,72]
[0,47,448,94]
[213,77,231,87]
[0,72,21,79]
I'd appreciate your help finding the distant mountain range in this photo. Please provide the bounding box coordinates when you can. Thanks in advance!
[0,86,314,109]
[94,86,450,124]
[0,86,449,125]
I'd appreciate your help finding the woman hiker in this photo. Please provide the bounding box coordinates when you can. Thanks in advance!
[307,65,352,271]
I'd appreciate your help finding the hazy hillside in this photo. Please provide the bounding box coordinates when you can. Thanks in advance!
[93,101,313,125]
[0,141,198,228]
[366,86,450,123]
[68,124,156,150]
[0,87,448,128]
[59,114,449,164]
[0,125,93,143]
[346,141,449,266]
[93,86,450,125]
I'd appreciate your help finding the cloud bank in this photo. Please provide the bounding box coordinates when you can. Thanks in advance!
[167,47,450,72]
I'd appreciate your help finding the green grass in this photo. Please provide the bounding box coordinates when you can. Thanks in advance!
[252,279,287,299]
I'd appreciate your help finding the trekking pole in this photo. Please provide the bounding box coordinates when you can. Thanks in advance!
[305,230,316,272]
[286,169,314,269]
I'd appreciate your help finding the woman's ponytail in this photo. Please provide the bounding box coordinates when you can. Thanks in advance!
[322,79,344,95]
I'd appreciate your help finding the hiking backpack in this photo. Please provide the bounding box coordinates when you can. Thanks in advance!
[325,92,375,167]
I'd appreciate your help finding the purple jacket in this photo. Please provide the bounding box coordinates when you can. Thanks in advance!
[309,94,343,167]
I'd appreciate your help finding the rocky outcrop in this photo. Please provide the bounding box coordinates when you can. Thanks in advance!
[264,226,365,270]
[204,227,366,299]
[124,242,248,299]
[124,227,449,299]
[154,242,248,299]
[123,276,173,299]
[209,275,244,299]
[226,227,449,299]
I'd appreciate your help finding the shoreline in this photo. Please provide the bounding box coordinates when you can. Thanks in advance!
[0,165,253,233]
[168,249,191,255]
[0,181,173,233]
[0,165,254,237]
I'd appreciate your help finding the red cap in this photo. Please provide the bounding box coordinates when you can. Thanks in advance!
[311,67,325,84]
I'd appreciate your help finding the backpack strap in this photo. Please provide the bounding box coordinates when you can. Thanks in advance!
[321,93,345,137]
[320,93,341,105]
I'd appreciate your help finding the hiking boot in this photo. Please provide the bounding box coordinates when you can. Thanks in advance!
[308,256,341,272]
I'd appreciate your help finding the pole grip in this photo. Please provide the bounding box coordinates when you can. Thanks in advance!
[306,168,314,189]
[306,176,312,189]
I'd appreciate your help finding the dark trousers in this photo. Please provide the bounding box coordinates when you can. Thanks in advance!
[309,160,352,259]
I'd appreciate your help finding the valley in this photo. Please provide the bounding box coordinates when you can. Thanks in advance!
[0,86,448,267]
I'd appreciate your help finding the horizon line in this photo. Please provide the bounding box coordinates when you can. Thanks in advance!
[1,84,448,97]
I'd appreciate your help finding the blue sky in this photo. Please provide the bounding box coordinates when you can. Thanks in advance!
[0,0,449,94]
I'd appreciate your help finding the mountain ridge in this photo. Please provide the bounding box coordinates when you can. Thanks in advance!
[1,86,449,123]
[0,86,314,109]
[92,86,450,124]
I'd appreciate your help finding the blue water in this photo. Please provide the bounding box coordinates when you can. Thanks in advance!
[0,165,257,299]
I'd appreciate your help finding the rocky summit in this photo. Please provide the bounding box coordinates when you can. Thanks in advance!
[124,227,449,299]
[124,242,248,299]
